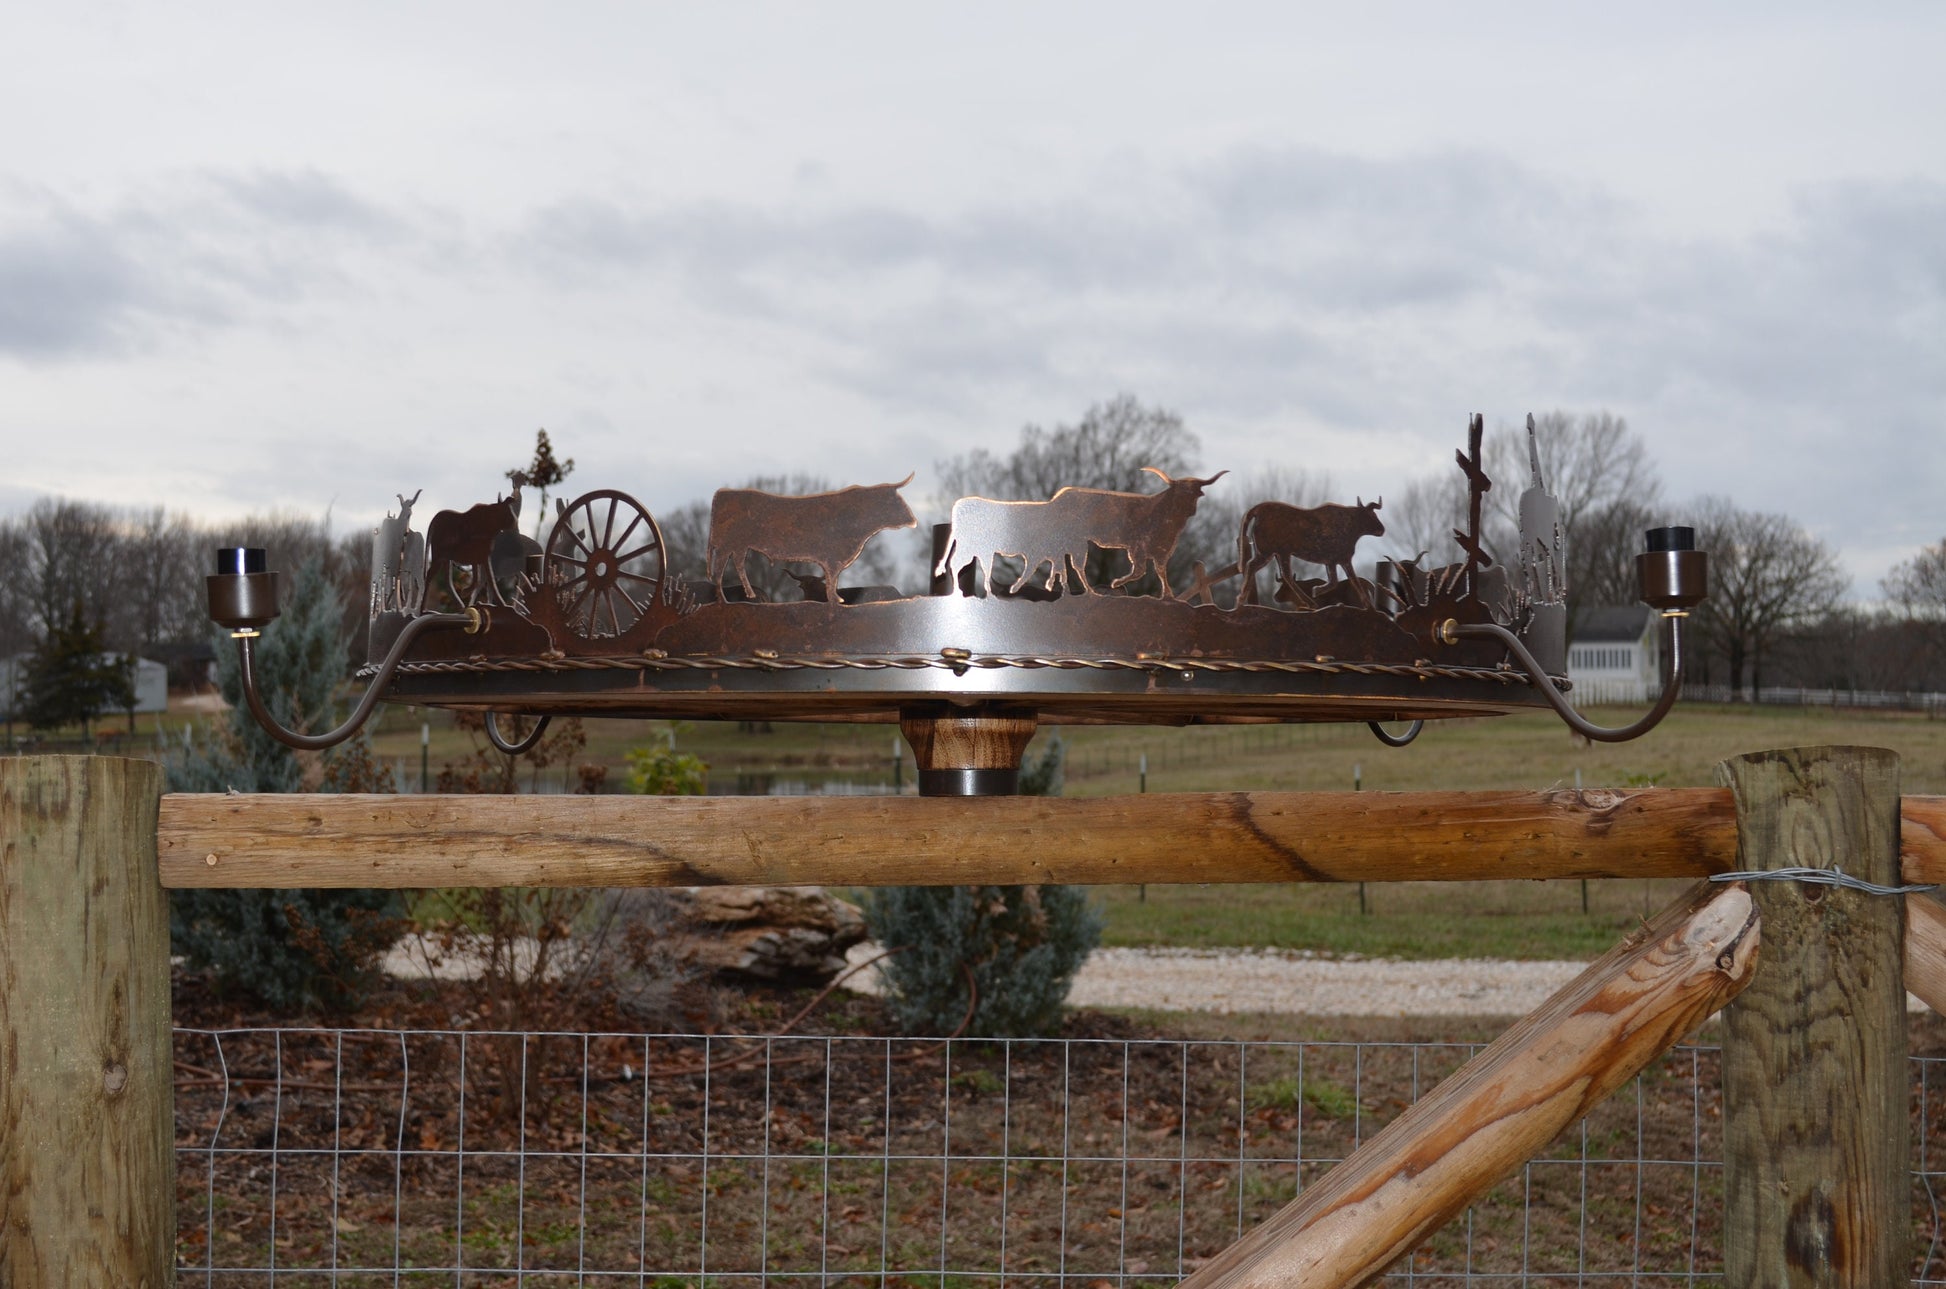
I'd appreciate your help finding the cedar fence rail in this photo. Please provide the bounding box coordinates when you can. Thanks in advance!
[3,744,1941,1286]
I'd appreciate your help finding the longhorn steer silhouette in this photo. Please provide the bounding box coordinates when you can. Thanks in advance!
[938,468,1226,599]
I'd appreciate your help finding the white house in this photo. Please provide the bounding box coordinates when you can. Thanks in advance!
[0,652,170,719]
[1566,606,1661,706]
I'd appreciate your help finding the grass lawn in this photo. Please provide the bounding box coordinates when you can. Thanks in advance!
[1090,876,1698,961]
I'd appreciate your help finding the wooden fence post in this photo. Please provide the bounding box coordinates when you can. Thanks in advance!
[1720,746,1908,1286]
[0,756,173,1287]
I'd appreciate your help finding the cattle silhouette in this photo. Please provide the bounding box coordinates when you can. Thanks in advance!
[705,475,917,603]
[427,472,527,606]
[1238,497,1385,608]
[934,497,1088,597]
[937,468,1226,599]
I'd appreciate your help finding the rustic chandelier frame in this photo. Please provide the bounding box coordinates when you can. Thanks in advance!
[209,413,1706,793]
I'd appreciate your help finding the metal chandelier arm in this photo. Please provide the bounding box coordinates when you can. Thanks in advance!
[1444,613,1688,744]
[234,609,480,752]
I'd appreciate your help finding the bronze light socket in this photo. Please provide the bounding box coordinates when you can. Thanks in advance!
[208,546,283,632]
[1637,548,1708,612]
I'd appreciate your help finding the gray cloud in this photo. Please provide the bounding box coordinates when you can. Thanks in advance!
[510,147,1620,429]
[507,146,1943,588]
[0,211,142,355]
[6,144,1937,595]
[0,171,414,361]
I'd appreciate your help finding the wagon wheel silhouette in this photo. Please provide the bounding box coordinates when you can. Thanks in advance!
[543,489,666,640]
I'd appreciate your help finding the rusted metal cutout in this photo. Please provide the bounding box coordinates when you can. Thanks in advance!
[213,413,1702,790]
[371,419,1560,723]
[937,468,1225,599]
[706,475,917,603]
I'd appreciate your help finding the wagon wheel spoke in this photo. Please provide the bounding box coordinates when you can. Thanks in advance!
[613,579,650,614]
[602,497,619,548]
[615,539,661,564]
[558,522,593,558]
[616,568,662,587]
[563,581,595,628]
[612,511,645,552]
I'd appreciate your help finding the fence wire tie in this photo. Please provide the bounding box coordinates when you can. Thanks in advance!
[1710,865,1937,897]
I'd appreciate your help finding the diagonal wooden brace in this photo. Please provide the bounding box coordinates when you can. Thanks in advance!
[1178,879,1759,1289]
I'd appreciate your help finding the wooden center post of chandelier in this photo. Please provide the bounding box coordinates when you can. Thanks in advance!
[898,705,1039,797]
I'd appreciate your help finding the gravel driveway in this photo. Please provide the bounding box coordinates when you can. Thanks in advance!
[1065,947,1591,1016]
[846,944,1928,1017]
[843,943,1587,1017]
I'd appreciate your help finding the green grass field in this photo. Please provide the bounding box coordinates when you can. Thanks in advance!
[364,697,1946,793]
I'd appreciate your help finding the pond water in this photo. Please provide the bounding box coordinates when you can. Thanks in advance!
[395,760,900,796]
[706,769,900,797]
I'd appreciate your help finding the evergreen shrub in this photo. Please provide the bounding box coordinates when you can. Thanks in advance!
[863,736,1101,1037]
[170,556,403,1011]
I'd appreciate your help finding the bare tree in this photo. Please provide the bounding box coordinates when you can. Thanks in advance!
[659,497,712,583]
[0,519,34,657]
[1378,468,1471,568]
[1486,412,1658,533]
[119,507,204,648]
[1384,411,1664,623]
[936,395,1210,596]
[1877,535,1946,688]
[1689,496,1848,697]
[1772,605,1942,694]
[936,394,1201,504]
[1486,411,1663,627]
[1885,537,1946,618]
[25,499,126,646]
[1564,495,1664,617]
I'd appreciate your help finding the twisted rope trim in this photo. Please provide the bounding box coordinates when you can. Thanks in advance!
[366,650,1562,688]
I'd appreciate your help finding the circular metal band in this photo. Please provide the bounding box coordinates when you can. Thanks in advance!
[918,768,1021,797]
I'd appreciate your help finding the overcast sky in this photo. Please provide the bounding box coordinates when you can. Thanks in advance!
[3,3,1941,594]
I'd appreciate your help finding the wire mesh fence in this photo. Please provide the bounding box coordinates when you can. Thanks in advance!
[173,1027,1946,1286]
